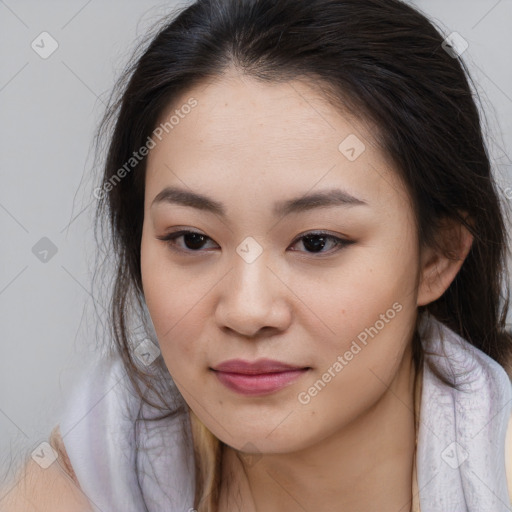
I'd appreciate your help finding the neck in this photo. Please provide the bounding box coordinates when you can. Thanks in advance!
[219,346,418,512]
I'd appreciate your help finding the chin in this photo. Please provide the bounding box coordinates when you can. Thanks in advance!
[213,420,313,455]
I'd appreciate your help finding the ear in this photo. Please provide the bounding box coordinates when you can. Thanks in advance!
[417,215,474,307]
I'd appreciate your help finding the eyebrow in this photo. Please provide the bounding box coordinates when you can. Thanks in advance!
[151,186,367,218]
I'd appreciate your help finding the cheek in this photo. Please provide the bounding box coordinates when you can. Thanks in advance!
[296,273,417,426]
[306,244,419,353]
[296,241,420,409]
[140,235,206,373]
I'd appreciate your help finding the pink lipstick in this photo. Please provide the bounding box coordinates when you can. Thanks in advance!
[211,358,310,396]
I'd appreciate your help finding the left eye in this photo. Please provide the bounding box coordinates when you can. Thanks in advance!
[291,232,351,254]
[156,230,352,255]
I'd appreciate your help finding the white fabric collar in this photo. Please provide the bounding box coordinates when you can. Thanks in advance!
[416,313,512,511]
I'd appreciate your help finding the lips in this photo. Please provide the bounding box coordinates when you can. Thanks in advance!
[212,358,308,374]
[211,358,310,396]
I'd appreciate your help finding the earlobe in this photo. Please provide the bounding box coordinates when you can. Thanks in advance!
[417,218,474,307]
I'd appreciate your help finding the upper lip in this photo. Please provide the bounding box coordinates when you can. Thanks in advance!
[212,358,309,374]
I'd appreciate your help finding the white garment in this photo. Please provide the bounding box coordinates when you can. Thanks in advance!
[59,352,196,512]
[58,314,512,511]
[416,314,512,511]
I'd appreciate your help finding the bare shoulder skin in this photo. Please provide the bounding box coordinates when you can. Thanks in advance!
[0,425,93,512]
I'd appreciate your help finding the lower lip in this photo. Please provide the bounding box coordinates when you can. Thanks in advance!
[212,369,309,396]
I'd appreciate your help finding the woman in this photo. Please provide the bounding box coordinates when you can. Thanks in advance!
[3,0,512,510]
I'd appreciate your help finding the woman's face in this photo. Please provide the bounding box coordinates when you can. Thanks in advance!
[140,71,426,454]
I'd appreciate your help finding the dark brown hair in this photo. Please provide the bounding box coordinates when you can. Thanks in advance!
[91,0,512,509]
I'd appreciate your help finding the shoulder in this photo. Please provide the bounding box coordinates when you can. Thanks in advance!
[0,426,93,511]
[0,354,133,512]
[3,353,195,510]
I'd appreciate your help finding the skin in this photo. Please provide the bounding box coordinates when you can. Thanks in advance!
[140,68,472,512]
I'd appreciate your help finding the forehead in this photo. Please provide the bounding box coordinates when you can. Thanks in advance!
[151,72,367,162]
[145,71,410,215]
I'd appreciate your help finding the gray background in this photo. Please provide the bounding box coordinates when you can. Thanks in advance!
[1,0,511,485]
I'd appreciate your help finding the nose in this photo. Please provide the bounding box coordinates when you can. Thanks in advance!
[214,250,292,338]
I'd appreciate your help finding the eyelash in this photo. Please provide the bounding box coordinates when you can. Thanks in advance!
[156,229,354,256]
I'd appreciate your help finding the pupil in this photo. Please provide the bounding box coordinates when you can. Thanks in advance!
[304,235,326,253]
[185,233,206,250]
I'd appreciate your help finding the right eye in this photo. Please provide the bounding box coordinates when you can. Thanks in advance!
[156,230,219,254]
